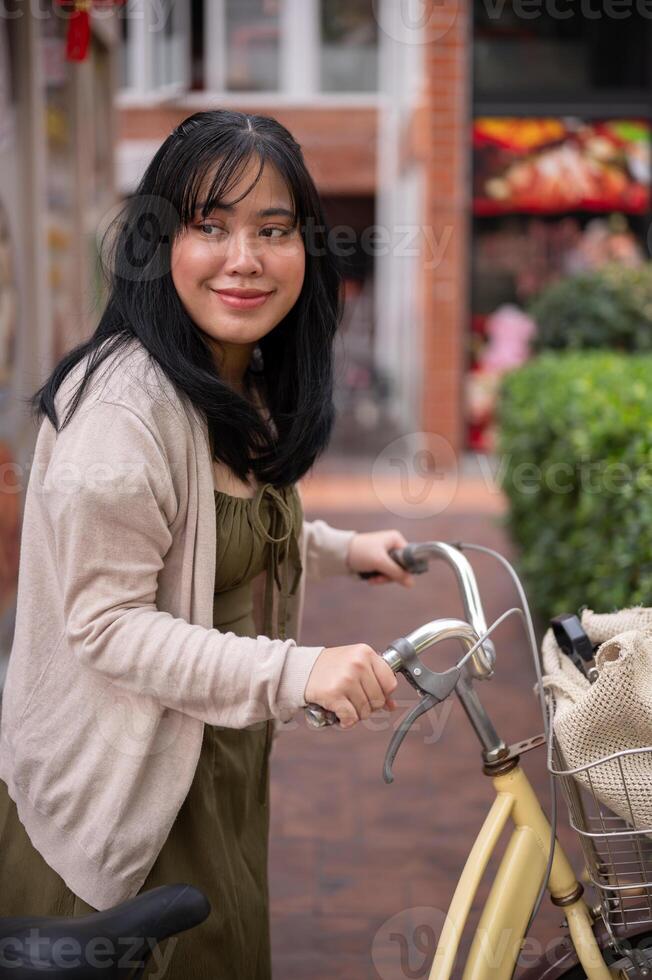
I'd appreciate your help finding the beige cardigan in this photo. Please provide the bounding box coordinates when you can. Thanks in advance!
[0,337,357,909]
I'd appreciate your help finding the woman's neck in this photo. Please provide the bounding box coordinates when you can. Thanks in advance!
[211,339,255,393]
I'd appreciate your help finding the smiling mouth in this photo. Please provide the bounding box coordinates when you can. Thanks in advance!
[210,289,273,310]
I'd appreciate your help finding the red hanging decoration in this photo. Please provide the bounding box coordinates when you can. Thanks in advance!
[57,0,126,62]
[66,3,90,61]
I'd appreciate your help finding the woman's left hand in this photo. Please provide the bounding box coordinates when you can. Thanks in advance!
[345,529,415,587]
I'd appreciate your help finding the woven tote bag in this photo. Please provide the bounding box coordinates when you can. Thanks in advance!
[541,606,652,833]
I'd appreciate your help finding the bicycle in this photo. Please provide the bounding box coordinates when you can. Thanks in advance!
[307,540,652,979]
[6,543,652,979]
[0,883,210,978]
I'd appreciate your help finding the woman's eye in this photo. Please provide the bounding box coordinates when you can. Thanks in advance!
[198,223,225,237]
[196,224,292,239]
[260,227,291,239]
[196,223,224,238]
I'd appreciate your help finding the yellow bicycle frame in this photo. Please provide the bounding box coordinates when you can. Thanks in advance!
[429,761,614,980]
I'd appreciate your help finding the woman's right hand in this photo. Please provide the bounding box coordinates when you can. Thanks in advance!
[303,644,398,729]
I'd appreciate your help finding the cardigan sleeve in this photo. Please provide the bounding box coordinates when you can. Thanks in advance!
[44,400,325,728]
[301,518,358,580]
[294,481,358,580]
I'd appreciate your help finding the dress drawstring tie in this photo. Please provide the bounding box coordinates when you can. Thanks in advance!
[249,483,303,643]
[249,482,302,804]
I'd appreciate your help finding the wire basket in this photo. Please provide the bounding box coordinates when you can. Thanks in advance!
[547,691,652,935]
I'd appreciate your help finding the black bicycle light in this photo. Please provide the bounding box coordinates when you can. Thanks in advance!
[550,613,598,682]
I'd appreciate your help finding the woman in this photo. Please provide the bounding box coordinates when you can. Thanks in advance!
[0,110,414,977]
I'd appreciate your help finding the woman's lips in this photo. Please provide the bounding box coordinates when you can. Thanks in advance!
[212,290,272,310]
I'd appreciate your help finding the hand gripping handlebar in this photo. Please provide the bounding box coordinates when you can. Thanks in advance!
[304,542,497,730]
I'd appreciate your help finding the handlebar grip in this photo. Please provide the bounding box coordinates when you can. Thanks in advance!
[305,702,339,728]
[358,546,428,580]
[358,546,403,580]
[304,644,405,729]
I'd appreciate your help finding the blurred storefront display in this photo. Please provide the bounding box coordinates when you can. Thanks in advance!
[474,117,650,216]
[473,117,650,215]
[468,116,651,451]
[468,3,652,452]
[0,3,118,687]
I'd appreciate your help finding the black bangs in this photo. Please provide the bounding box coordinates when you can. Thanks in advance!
[27,109,343,488]
[178,136,267,228]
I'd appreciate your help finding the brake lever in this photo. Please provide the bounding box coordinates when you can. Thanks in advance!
[383,694,439,784]
[383,664,461,783]
[306,631,462,730]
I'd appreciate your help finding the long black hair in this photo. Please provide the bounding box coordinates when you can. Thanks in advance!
[29,109,344,486]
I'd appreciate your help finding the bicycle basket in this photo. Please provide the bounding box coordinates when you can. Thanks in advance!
[542,607,652,933]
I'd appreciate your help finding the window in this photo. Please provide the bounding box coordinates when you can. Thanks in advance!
[474,0,652,101]
[320,0,378,92]
[225,0,281,92]
[119,11,129,89]
[191,0,204,89]
[152,0,190,89]
[121,0,380,98]
[118,0,190,96]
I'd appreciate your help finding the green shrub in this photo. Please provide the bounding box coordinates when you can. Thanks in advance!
[496,352,652,620]
[529,263,652,353]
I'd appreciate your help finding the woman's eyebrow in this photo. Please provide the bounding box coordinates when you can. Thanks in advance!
[195,202,295,220]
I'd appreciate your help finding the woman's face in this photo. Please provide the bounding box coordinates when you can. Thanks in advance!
[171,157,305,377]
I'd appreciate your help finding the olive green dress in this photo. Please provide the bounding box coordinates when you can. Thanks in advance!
[0,480,304,979]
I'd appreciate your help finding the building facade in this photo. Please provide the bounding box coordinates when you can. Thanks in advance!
[0,2,119,682]
[116,0,429,456]
[112,0,648,461]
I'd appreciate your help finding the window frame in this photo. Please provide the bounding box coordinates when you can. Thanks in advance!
[117,0,191,102]
[118,0,380,101]
[206,0,378,97]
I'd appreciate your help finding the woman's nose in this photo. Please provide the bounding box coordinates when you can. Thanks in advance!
[223,230,264,276]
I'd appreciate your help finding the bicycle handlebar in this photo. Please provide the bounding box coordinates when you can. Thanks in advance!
[304,541,497,729]
[402,542,496,678]
[360,543,495,677]
[305,616,479,715]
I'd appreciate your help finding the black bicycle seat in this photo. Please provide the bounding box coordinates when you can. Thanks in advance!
[0,883,210,978]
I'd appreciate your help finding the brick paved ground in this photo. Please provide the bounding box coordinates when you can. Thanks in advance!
[269,468,585,979]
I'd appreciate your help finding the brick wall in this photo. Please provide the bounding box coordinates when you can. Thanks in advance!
[421,0,470,456]
[118,104,377,196]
